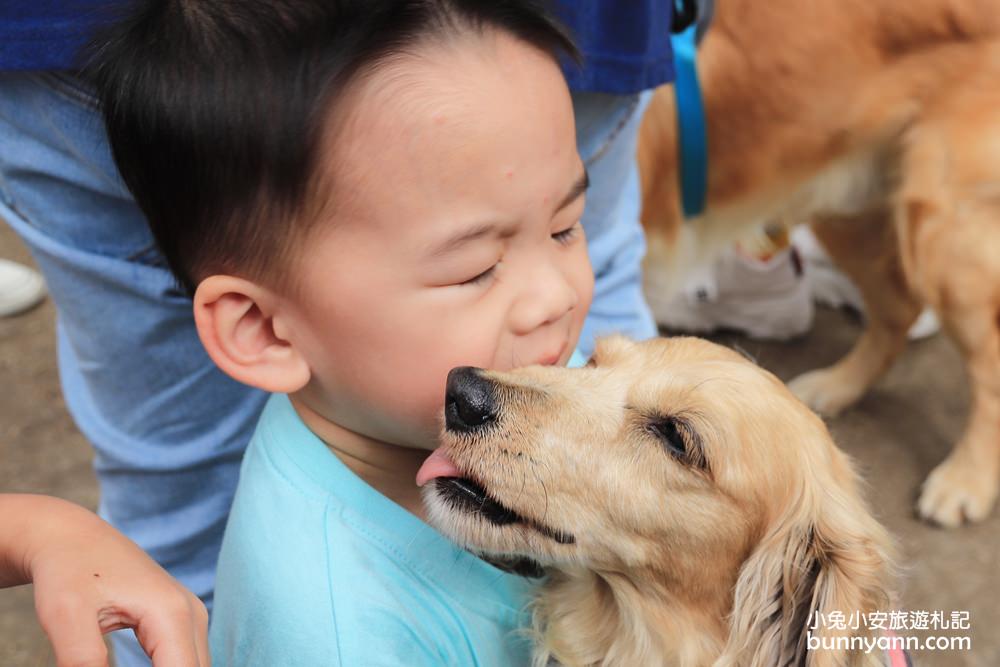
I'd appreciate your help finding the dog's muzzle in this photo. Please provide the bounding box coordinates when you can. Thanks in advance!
[445,367,497,432]
[430,367,577,546]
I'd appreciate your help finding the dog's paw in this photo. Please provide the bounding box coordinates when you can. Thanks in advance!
[917,454,999,527]
[787,368,864,417]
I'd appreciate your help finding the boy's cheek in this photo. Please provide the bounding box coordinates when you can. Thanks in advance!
[582,276,595,311]
[577,266,596,317]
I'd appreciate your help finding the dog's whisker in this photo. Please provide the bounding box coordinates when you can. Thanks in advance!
[513,454,529,510]
[689,376,741,393]
[529,461,551,530]
[729,343,759,365]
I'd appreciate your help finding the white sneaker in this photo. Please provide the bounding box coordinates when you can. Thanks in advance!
[0,259,47,317]
[655,245,815,340]
[790,226,940,340]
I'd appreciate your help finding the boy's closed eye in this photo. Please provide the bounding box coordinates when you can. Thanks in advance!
[425,167,589,288]
[455,221,583,287]
[459,264,498,287]
[552,221,581,246]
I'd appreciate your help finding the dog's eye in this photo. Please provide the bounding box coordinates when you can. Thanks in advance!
[648,417,687,458]
[646,416,708,471]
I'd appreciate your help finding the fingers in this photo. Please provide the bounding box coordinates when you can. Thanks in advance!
[137,590,210,667]
[193,595,211,667]
[40,587,210,667]
[36,592,110,667]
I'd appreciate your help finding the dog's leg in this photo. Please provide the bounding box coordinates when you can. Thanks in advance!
[908,194,1000,525]
[917,303,1000,526]
[788,208,922,416]
[891,121,1000,526]
[909,207,1000,527]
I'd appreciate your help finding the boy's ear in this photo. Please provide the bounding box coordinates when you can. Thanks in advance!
[193,275,310,393]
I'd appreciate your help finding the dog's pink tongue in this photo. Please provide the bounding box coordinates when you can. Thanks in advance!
[416,447,462,487]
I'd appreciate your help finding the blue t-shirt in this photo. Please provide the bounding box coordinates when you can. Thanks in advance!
[1,2,674,93]
[0,1,119,71]
[210,393,537,666]
[553,1,675,94]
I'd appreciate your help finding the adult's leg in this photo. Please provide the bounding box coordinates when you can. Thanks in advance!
[0,72,267,665]
[573,91,658,355]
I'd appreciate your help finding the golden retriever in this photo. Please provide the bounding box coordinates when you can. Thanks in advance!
[638,0,1000,526]
[419,336,896,667]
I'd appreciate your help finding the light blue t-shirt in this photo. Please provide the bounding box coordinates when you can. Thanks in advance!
[209,394,538,666]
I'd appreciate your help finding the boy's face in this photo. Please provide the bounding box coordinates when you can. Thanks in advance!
[281,32,594,450]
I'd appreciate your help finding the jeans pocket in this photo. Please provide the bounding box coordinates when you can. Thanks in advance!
[573,93,642,167]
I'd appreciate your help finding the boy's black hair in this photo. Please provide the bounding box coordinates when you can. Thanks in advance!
[85,0,578,295]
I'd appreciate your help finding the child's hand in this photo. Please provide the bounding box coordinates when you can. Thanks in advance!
[0,494,210,666]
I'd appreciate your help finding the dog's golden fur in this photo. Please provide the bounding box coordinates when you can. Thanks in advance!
[638,0,1000,526]
[424,337,896,667]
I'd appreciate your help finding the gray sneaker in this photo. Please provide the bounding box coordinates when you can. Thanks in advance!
[653,244,815,341]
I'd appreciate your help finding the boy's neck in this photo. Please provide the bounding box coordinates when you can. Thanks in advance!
[289,395,430,520]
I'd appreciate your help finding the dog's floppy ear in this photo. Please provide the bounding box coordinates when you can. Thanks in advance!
[717,448,895,667]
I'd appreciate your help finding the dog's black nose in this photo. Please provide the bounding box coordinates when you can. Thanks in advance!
[445,367,497,432]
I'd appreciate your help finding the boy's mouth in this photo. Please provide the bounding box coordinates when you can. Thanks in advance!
[535,340,568,366]
[418,447,575,545]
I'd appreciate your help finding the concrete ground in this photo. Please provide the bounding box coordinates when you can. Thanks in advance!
[1,221,997,666]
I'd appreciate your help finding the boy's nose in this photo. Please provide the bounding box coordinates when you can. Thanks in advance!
[445,367,497,432]
[510,264,578,336]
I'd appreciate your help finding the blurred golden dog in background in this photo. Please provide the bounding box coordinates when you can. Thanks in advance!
[639,0,1000,526]
[420,337,895,667]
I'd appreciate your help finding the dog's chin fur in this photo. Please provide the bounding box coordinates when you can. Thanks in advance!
[425,336,896,667]
[530,567,735,667]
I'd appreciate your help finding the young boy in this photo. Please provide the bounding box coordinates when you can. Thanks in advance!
[92,1,594,663]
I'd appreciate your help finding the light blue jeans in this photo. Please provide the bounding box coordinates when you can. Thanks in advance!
[573,89,657,351]
[0,72,654,665]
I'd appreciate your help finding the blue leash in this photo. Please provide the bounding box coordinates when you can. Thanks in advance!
[670,23,708,219]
